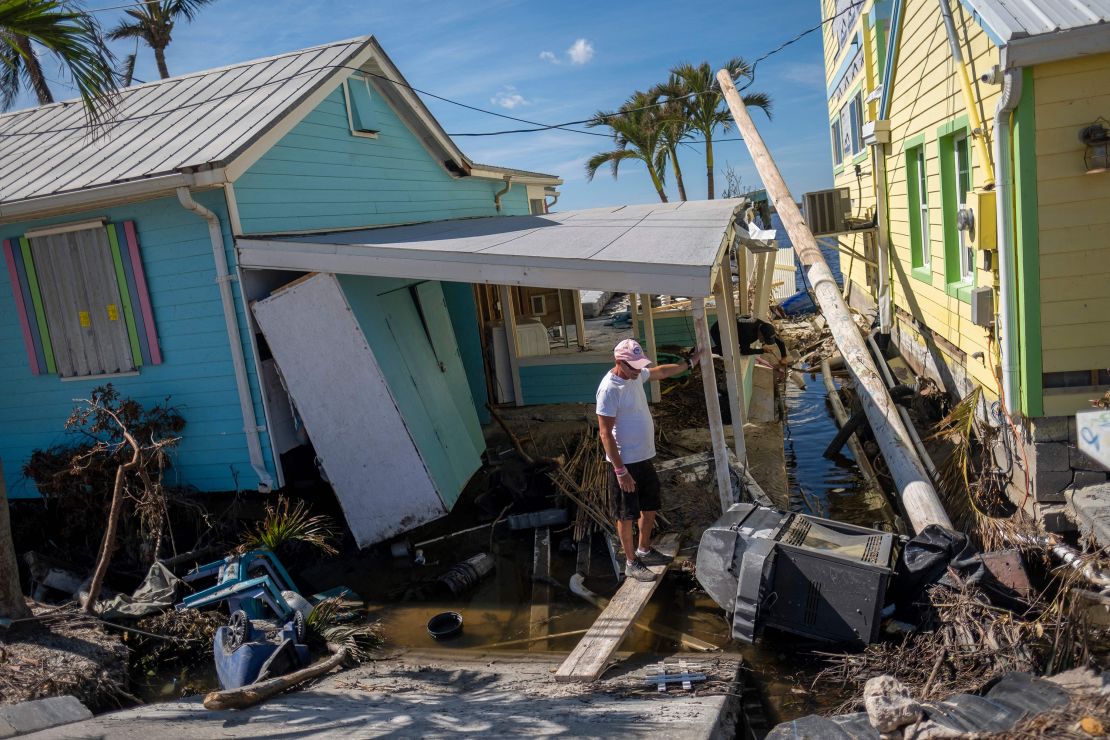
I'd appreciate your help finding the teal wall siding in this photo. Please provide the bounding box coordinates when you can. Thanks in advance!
[635,312,720,349]
[0,190,275,498]
[441,282,490,424]
[338,275,482,507]
[234,80,531,234]
[520,362,613,405]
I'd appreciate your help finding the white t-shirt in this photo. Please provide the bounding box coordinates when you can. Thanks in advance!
[595,367,656,464]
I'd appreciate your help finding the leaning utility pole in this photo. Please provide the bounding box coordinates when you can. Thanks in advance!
[717,70,952,534]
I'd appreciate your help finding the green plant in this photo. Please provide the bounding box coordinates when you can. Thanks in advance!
[586,91,670,203]
[106,0,216,79]
[306,596,381,664]
[240,497,337,556]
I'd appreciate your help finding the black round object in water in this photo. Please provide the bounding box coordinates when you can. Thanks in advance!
[427,611,463,640]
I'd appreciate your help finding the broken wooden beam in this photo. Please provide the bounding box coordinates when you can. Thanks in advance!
[528,526,551,651]
[719,69,952,533]
[555,534,680,682]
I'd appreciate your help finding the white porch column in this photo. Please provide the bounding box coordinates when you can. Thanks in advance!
[640,293,660,403]
[573,289,587,350]
[500,285,524,406]
[737,242,750,315]
[714,254,747,465]
[693,298,734,512]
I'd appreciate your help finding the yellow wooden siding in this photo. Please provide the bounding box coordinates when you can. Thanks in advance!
[1034,54,1110,375]
[881,0,1001,393]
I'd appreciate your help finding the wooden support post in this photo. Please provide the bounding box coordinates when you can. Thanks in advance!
[737,243,750,315]
[759,251,776,319]
[558,289,570,348]
[719,69,951,533]
[573,289,587,350]
[630,293,640,344]
[528,526,551,651]
[500,285,524,406]
[641,293,661,403]
[693,298,734,512]
[752,253,768,320]
[714,258,746,465]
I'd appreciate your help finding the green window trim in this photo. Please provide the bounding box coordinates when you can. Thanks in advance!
[936,115,974,302]
[1014,67,1043,417]
[905,141,933,285]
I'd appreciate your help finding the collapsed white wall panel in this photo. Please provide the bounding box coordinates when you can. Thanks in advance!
[251,272,445,547]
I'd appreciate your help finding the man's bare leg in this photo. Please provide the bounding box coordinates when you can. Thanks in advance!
[616,518,637,564]
[637,510,656,552]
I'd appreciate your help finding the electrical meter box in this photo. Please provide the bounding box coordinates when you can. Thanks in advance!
[696,503,895,645]
[969,190,996,250]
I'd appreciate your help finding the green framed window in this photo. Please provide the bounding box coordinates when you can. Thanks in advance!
[905,143,932,282]
[831,118,843,166]
[938,118,974,300]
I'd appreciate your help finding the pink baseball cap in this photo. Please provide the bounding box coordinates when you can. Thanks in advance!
[614,338,653,369]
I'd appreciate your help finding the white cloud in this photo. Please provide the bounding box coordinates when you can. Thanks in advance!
[490,86,530,109]
[539,50,560,64]
[567,38,594,65]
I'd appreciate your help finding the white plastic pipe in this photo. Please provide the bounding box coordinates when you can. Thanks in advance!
[719,70,952,533]
[993,58,1022,414]
[176,187,274,491]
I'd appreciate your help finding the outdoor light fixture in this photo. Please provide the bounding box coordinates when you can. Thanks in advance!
[1079,119,1110,174]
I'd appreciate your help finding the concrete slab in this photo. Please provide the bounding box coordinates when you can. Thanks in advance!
[22,651,742,740]
[0,696,91,738]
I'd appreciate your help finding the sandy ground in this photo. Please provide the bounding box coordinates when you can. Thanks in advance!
[25,651,744,739]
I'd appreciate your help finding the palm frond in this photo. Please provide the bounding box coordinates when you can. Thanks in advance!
[307,596,382,664]
[0,0,117,123]
[585,148,637,181]
[240,496,338,556]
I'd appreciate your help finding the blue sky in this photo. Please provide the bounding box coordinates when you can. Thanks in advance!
[29,0,835,210]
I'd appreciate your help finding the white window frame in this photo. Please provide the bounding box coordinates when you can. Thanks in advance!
[342,75,379,139]
[530,294,547,316]
[953,132,973,282]
[916,148,931,269]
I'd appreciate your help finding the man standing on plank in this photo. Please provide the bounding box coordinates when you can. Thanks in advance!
[596,338,701,582]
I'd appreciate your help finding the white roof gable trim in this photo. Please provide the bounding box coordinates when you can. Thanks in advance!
[0,36,559,224]
[237,200,743,297]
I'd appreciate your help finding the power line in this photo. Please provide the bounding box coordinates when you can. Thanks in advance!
[0,0,863,142]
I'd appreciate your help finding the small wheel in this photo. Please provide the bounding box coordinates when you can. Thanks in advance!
[224,610,250,651]
[292,609,306,643]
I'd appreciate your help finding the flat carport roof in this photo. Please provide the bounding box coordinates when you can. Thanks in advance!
[236,199,744,297]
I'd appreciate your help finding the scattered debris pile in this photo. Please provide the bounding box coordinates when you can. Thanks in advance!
[0,603,130,710]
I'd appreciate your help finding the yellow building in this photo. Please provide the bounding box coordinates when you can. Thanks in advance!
[819,0,1110,525]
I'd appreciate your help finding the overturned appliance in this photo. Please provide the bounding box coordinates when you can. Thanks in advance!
[214,610,310,690]
[696,503,895,645]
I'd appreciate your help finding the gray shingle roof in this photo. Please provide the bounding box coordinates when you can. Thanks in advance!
[0,37,369,207]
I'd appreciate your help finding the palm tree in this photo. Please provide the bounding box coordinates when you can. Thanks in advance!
[585,91,670,203]
[651,75,694,201]
[0,0,116,120]
[107,0,216,80]
[670,59,771,199]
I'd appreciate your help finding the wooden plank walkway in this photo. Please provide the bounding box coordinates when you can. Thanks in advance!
[554,533,680,683]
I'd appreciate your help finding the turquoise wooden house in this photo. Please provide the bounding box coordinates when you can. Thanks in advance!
[0,35,754,546]
[0,36,561,545]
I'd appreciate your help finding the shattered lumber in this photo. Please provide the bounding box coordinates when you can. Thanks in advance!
[528,526,551,651]
[555,534,680,682]
[718,69,952,533]
[203,645,348,710]
[821,360,902,532]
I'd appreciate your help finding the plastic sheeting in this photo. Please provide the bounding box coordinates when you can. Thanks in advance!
[766,672,1071,739]
[96,562,182,619]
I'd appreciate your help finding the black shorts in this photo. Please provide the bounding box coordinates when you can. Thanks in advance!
[608,459,662,521]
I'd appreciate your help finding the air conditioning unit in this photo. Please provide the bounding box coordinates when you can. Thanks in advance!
[803,187,852,236]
